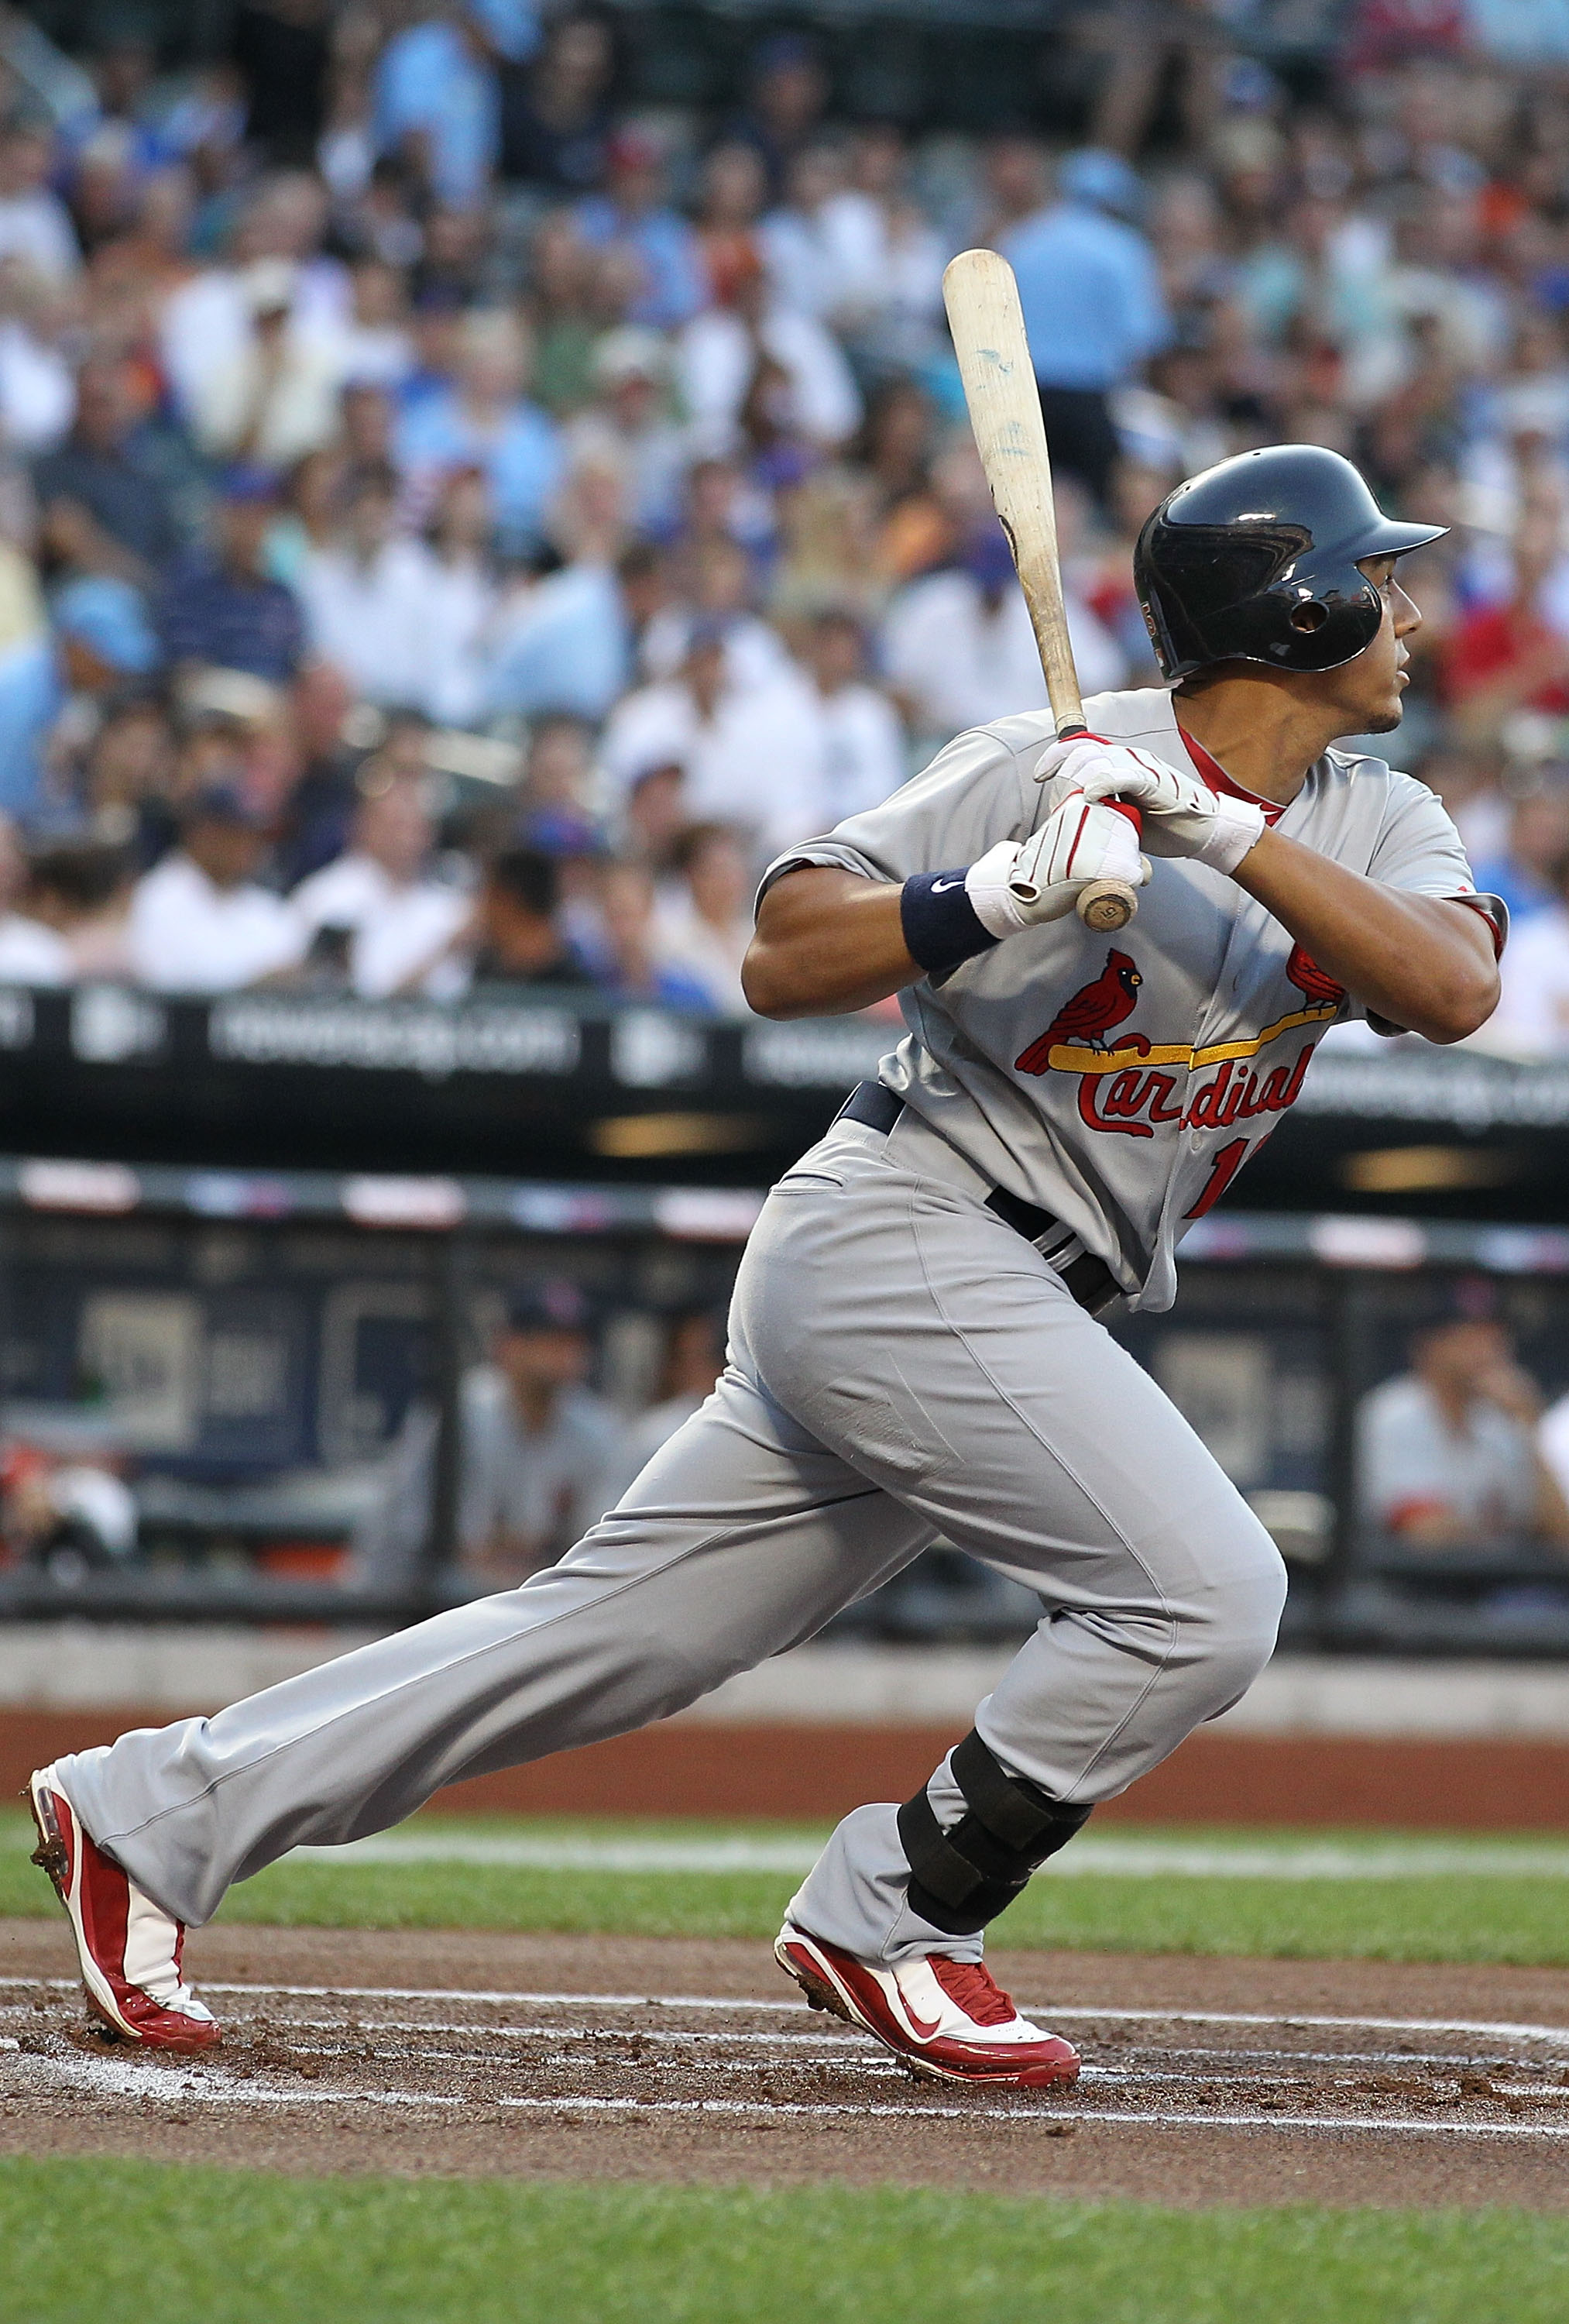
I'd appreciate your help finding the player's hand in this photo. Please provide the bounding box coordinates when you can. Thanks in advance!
[1035,735,1265,875]
[966,796,1149,936]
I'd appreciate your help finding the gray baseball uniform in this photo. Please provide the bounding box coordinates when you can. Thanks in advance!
[53,689,1499,1964]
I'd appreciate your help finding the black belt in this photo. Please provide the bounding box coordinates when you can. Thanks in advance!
[833,1081,1121,1317]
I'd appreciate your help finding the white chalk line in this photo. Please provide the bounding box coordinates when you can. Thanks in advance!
[9,1975,1569,2049]
[286,1833,1569,1882]
[12,2047,1569,2144]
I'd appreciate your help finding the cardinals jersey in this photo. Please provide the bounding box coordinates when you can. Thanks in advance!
[761,685,1505,1314]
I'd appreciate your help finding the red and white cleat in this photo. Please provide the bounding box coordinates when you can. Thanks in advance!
[26,1765,219,2051]
[775,1920,1079,2089]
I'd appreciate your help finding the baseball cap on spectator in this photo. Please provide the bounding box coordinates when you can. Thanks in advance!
[963,524,1019,593]
[517,805,609,858]
[504,1279,593,1333]
[1057,147,1148,224]
[592,328,670,389]
[606,125,664,179]
[183,782,270,833]
[218,463,283,506]
[52,577,158,676]
[240,259,297,318]
[751,31,819,76]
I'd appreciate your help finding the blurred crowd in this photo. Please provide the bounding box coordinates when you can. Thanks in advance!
[10,6,1569,1030]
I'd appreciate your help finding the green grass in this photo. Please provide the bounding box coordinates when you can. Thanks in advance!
[9,1810,1569,1964]
[4,2159,1569,2324]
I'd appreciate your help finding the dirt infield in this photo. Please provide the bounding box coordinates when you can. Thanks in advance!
[8,1922,1569,2209]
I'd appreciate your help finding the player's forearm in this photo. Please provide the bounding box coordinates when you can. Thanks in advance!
[743,868,918,1018]
[1230,828,1499,1044]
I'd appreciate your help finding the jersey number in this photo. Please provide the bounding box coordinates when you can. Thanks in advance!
[1184,1138,1248,1221]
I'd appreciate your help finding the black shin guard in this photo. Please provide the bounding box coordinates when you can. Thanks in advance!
[897,1729,1093,1935]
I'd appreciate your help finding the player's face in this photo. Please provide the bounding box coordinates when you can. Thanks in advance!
[1328,553,1421,734]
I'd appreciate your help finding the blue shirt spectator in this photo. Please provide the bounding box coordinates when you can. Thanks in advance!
[156,472,304,683]
[394,312,564,556]
[1000,159,1169,393]
[575,129,708,331]
[374,13,501,208]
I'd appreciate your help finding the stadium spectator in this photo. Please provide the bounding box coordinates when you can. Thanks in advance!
[371,3,506,211]
[884,518,1126,743]
[191,256,345,468]
[1358,1316,1569,1548]
[33,353,183,591]
[0,813,71,982]
[565,325,686,536]
[692,140,767,309]
[290,768,471,999]
[603,1306,726,1503]
[498,8,615,193]
[457,1277,623,1582]
[0,119,81,283]
[596,858,713,1009]
[125,782,305,993]
[296,460,434,709]
[651,820,754,1015]
[1486,843,1569,1054]
[157,466,305,685]
[574,125,706,332]
[1468,781,1569,927]
[601,624,826,855]
[20,837,133,978]
[802,607,906,822]
[999,147,1170,507]
[727,33,829,201]
[394,306,563,555]
[465,842,594,987]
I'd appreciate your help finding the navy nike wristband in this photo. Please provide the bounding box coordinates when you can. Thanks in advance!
[901,869,1002,975]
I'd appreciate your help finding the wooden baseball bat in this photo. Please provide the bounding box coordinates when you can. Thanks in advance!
[941,246,1138,934]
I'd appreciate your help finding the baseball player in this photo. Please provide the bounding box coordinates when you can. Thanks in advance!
[29,446,1502,2089]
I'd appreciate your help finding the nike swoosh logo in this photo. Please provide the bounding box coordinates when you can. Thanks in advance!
[930,878,964,894]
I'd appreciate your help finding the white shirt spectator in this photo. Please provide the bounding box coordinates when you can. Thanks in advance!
[678,302,863,452]
[128,853,306,995]
[297,537,435,709]
[457,1367,623,1567]
[639,607,794,693]
[652,892,750,1015]
[192,323,346,469]
[602,672,828,854]
[814,679,906,822]
[1357,1373,1539,1538]
[759,187,884,323]
[882,569,1127,740]
[0,912,71,983]
[160,260,349,428]
[412,543,496,727]
[1480,902,1569,1055]
[0,318,73,452]
[0,186,79,283]
[292,851,471,999]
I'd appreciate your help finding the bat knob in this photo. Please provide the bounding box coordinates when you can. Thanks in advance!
[1076,878,1138,933]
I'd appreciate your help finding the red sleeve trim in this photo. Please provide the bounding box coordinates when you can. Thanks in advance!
[1451,893,1506,959]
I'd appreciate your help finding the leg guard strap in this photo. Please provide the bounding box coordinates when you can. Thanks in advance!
[897,1728,1093,1935]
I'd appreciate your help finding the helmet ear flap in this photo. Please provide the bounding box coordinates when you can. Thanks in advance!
[1289,600,1329,637]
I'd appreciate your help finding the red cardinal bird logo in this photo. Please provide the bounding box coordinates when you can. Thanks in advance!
[1016,950,1142,1075]
[1285,943,1346,1008]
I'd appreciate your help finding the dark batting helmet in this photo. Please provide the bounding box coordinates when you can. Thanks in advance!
[1134,445,1446,681]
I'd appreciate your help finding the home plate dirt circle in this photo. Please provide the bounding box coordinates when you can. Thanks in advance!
[6,1924,1569,2209]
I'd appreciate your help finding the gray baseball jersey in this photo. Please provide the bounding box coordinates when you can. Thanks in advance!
[763,685,1503,1313]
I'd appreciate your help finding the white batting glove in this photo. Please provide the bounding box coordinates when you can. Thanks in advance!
[1035,735,1265,876]
[965,795,1149,937]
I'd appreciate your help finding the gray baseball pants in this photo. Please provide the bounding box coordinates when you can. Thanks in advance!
[56,1109,1286,1962]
